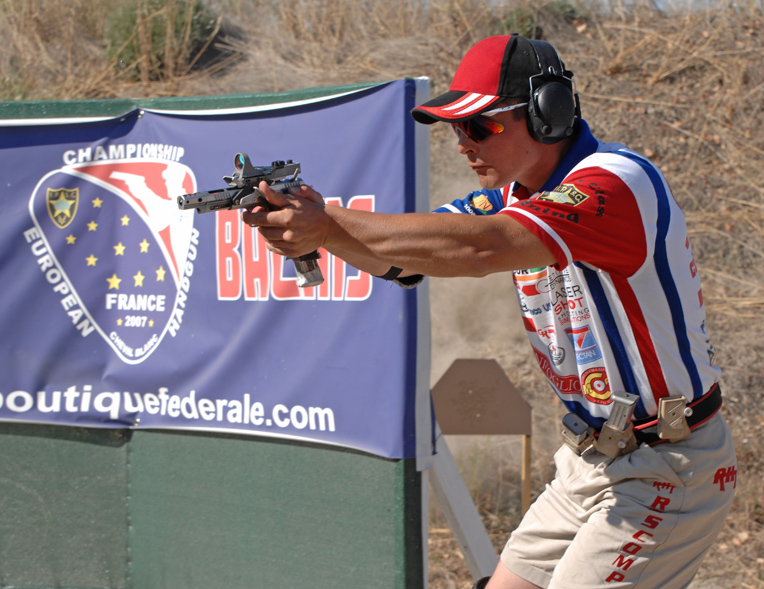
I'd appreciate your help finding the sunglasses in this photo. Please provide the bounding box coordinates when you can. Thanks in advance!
[451,102,529,142]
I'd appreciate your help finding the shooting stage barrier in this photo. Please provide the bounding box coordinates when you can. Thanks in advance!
[0,81,527,587]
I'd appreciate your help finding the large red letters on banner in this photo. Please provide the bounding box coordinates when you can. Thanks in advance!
[215,196,374,301]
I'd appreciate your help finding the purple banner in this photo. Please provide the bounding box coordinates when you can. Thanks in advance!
[0,80,431,459]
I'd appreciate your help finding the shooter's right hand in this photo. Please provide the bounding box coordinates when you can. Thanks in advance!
[242,181,329,259]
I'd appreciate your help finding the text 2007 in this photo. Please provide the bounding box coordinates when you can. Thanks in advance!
[124,315,147,327]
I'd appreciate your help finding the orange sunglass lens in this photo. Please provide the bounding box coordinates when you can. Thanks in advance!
[452,117,505,142]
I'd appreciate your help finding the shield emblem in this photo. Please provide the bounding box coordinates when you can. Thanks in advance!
[47,187,79,229]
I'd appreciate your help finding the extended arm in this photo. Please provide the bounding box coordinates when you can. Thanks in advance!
[242,182,557,279]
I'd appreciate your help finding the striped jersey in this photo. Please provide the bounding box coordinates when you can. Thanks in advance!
[436,120,719,427]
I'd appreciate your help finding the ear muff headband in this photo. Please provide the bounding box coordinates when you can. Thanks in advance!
[526,40,580,144]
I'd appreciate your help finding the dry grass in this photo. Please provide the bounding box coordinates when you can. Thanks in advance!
[2,0,763,587]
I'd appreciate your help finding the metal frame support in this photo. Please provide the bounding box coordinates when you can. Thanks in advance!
[429,427,499,580]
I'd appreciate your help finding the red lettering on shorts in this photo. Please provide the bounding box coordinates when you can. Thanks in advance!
[650,496,671,511]
[713,466,737,491]
[633,530,654,542]
[612,554,636,571]
[642,515,663,529]
[652,481,675,493]
[606,511,666,582]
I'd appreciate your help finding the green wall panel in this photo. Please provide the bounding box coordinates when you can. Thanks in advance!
[0,425,423,589]
[0,424,129,589]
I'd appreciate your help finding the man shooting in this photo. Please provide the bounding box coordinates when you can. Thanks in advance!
[243,35,736,589]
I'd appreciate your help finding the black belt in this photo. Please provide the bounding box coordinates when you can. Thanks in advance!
[631,384,723,446]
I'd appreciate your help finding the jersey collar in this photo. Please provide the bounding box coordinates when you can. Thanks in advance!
[505,119,599,202]
[538,119,599,193]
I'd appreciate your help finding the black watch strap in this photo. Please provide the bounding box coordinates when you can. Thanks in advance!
[376,266,403,281]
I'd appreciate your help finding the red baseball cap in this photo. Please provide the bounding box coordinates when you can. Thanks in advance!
[412,35,545,124]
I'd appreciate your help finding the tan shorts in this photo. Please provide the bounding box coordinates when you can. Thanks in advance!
[501,412,736,588]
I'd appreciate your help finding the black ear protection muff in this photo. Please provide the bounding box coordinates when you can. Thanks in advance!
[526,40,581,144]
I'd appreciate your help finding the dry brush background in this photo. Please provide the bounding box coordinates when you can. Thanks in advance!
[1,0,763,586]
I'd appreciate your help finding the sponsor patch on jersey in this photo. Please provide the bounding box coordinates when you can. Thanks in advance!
[537,183,589,206]
[469,193,495,214]
[548,342,565,366]
[581,367,611,404]
[532,347,582,396]
[564,325,603,363]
